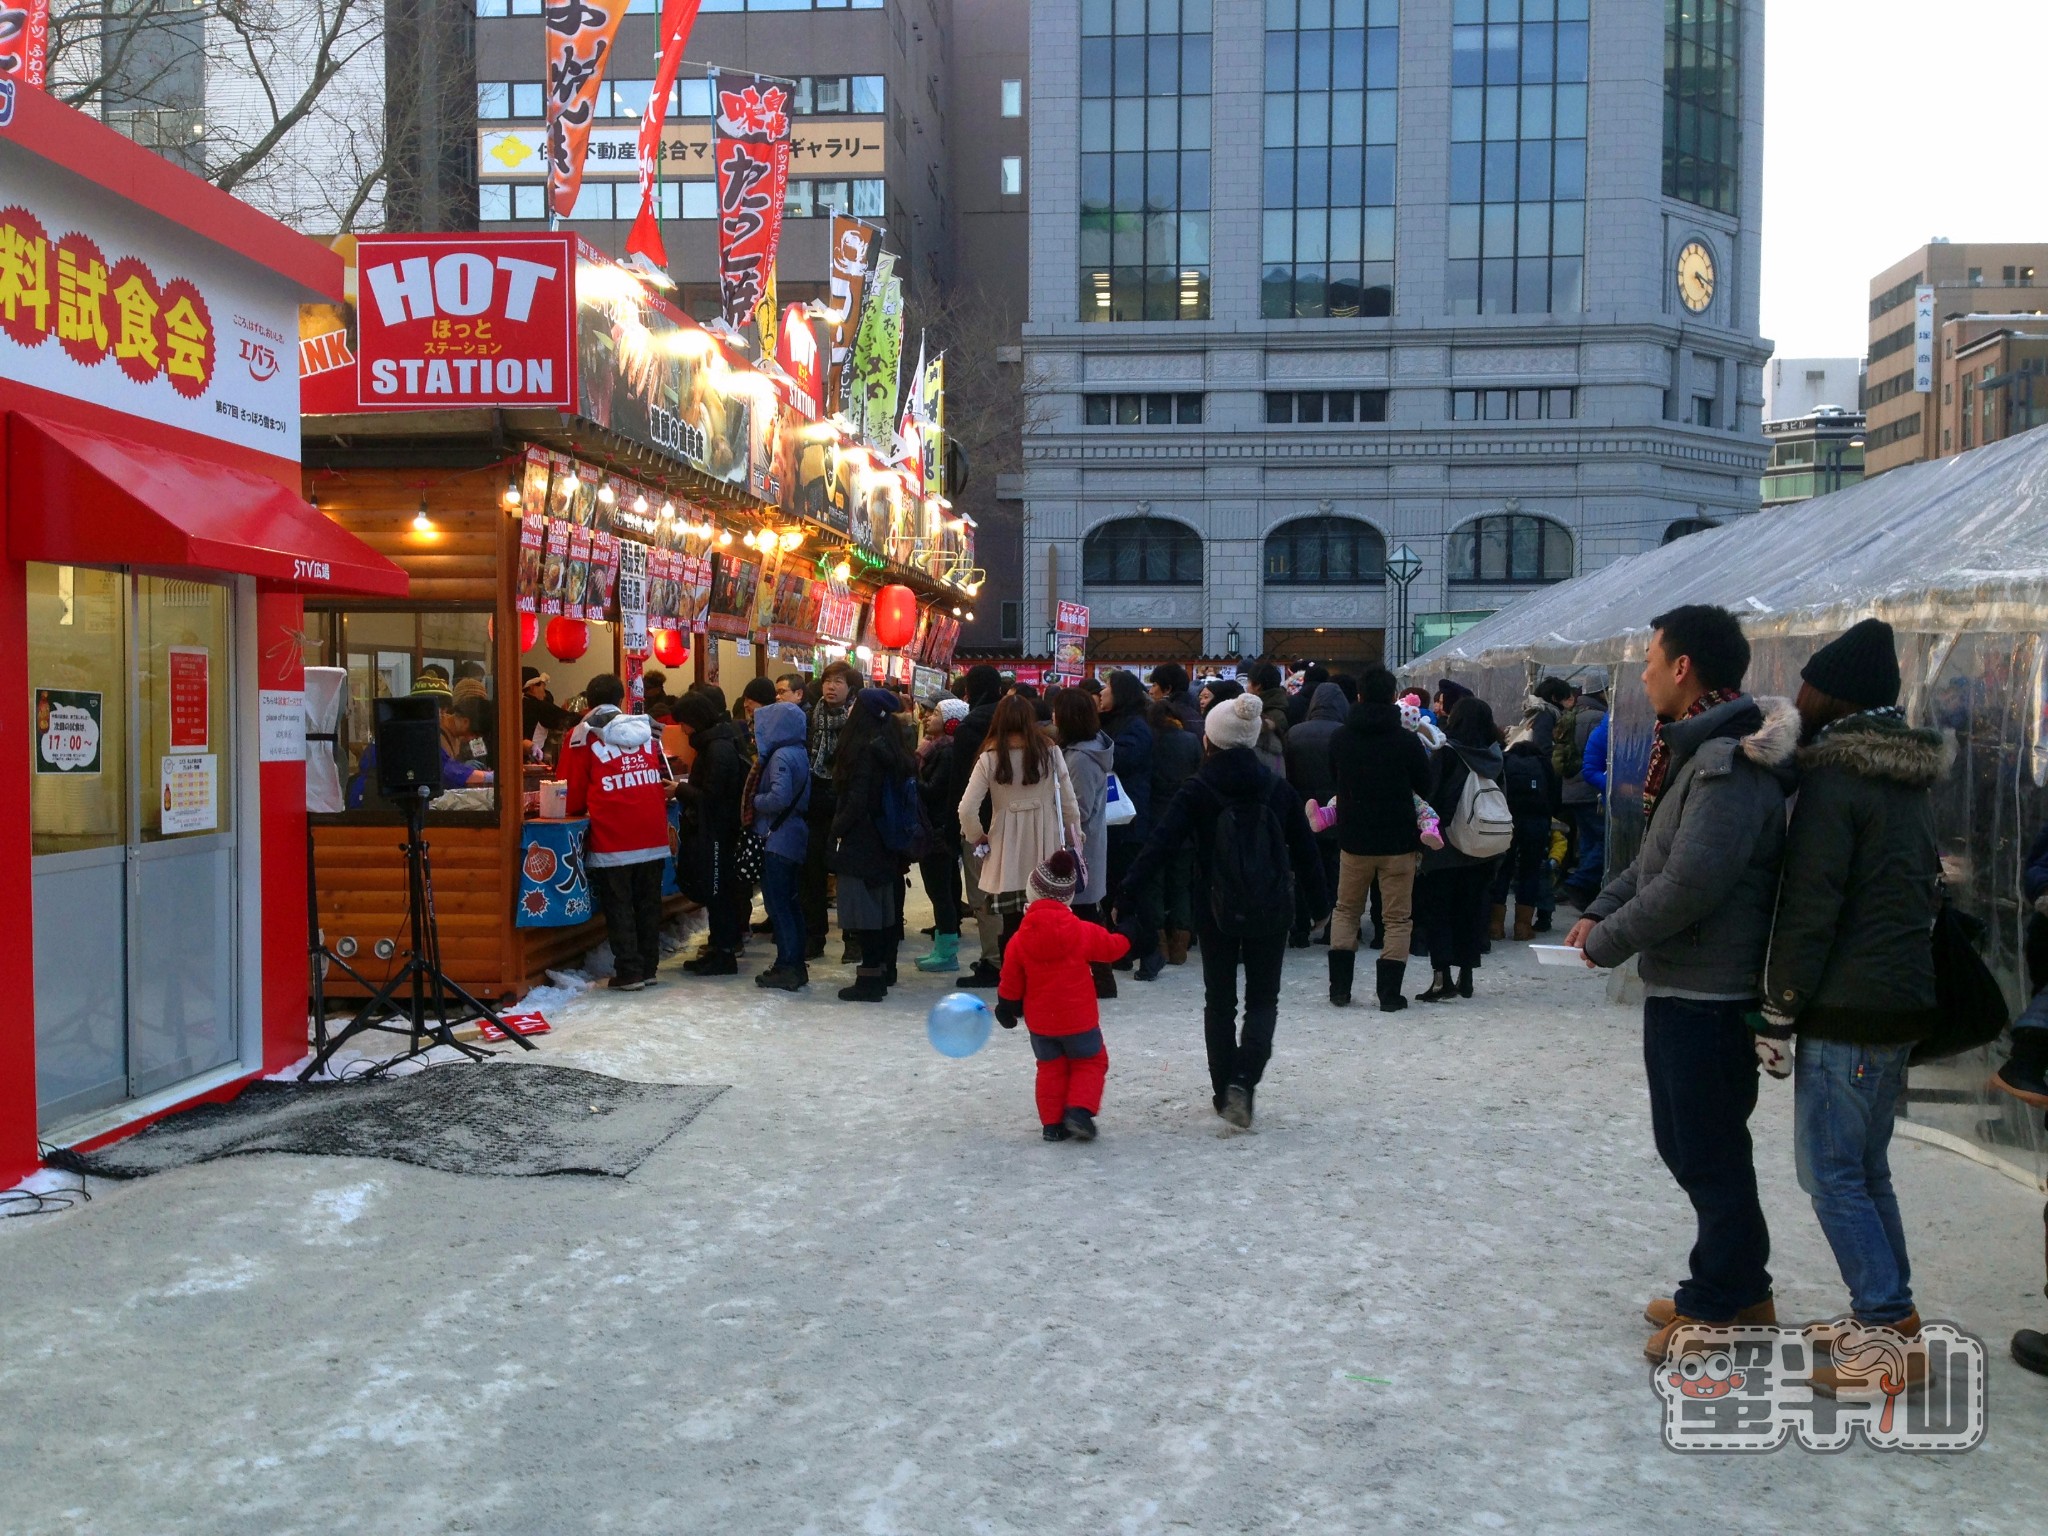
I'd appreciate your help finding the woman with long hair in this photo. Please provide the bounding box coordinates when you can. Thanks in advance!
[831,688,917,1002]
[1051,686,1118,998]
[1412,696,1505,1002]
[958,693,1083,963]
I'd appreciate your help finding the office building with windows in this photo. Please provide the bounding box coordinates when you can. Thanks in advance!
[1864,240,2048,478]
[1021,0,1769,668]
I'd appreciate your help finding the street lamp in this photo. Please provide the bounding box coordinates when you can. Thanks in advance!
[1226,622,1241,659]
[1385,542,1423,667]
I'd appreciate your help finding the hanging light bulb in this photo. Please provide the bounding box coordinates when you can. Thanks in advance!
[834,559,852,582]
[779,529,805,552]
[719,529,733,546]
[412,492,433,534]
[597,481,617,505]
[633,493,649,515]
[951,605,962,617]
[660,500,676,521]
[965,611,976,622]
[501,477,519,510]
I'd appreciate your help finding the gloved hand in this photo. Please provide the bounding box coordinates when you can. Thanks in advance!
[1747,1011,1793,1079]
[994,998,1021,1030]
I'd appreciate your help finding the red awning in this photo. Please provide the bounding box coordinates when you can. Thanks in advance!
[6,415,408,597]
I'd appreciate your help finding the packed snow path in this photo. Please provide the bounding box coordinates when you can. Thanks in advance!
[6,913,2047,1533]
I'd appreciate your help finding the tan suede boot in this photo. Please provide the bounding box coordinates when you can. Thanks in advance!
[1645,1298,1779,1362]
[1488,904,1507,941]
[1513,909,1535,941]
[1164,929,1190,965]
[1644,1295,1778,1329]
[1811,1311,1928,1399]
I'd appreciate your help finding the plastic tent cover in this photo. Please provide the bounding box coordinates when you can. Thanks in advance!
[1408,423,2048,1186]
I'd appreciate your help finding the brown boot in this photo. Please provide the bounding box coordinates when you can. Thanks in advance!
[1488,904,1507,941]
[1513,909,1535,941]
[1164,929,1190,965]
[1644,1295,1778,1329]
[1645,1299,1780,1363]
[1811,1311,1927,1398]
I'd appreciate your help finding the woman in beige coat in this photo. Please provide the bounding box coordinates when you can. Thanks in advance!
[958,693,1084,956]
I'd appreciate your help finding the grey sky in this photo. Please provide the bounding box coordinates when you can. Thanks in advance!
[1760,0,2048,360]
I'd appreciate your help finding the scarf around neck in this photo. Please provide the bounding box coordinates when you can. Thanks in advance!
[1641,687,1744,823]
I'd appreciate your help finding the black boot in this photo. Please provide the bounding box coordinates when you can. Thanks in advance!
[1092,962,1118,999]
[1456,966,1475,998]
[1328,948,1356,1007]
[1376,959,1409,1013]
[837,967,888,1002]
[1416,969,1455,1003]
[2014,1328,2048,1377]
[956,958,1001,988]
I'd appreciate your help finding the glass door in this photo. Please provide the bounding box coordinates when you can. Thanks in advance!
[29,567,240,1127]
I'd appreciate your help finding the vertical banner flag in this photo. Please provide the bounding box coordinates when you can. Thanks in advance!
[822,215,880,413]
[776,302,826,417]
[893,333,926,467]
[921,351,946,499]
[849,251,905,452]
[710,69,795,330]
[546,0,631,218]
[0,0,48,89]
[625,0,706,267]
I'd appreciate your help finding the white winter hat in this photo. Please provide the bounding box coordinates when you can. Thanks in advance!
[936,697,969,724]
[1205,692,1265,752]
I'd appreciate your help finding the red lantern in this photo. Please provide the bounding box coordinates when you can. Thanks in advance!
[872,583,918,651]
[651,628,688,668]
[520,612,539,652]
[544,616,590,662]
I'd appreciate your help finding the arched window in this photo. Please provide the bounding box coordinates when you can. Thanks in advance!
[1661,518,1720,545]
[1263,517,1387,585]
[1445,514,1574,585]
[1082,517,1203,586]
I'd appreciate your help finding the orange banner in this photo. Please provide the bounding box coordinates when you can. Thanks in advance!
[544,0,630,218]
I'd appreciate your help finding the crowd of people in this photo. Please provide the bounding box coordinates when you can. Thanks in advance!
[551,629,2048,1383]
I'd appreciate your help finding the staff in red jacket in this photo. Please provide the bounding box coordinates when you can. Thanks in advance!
[996,849,1131,1142]
[565,673,674,992]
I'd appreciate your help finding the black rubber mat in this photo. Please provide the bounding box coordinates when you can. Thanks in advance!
[49,1064,726,1180]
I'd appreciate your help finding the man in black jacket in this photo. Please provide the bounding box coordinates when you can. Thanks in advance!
[948,663,1007,985]
[1148,662,1202,730]
[1115,693,1329,1129]
[1326,669,1432,1010]
[1100,670,1164,976]
[674,689,748,974]
[1758,619,1944,1389]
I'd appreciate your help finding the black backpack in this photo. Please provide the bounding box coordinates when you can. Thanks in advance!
[1207,783,1296,939]
[877,770,932,862]
[1910,896,2012,1065]
[1501,749,1549,818]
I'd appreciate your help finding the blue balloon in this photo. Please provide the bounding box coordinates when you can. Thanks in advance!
[926,990,993,1058]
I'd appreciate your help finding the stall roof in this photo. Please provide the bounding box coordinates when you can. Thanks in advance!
[1412,422,2048,672]
[9,415,408,597]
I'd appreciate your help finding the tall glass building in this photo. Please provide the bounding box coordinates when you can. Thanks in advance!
[1024,0,1766,668]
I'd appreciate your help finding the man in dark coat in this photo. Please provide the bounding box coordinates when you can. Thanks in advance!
[1757,619,1944,1389]
[1325,669,1432,1010]
[1101,669,1163,978]
[1282,681,1348,946]
[1148,662,1202,730]
[1286,663,1330,727]
[1115,693,1329,1129]
[1567,605,1800,1364]
[949,663,1008,985]
[674,689,749,973]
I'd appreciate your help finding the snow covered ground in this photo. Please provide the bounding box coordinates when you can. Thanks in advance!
[5,903,2048,1533]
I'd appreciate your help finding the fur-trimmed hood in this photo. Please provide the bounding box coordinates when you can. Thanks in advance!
[1799,711,1950,788]
[1660,693,1802,790]
[1739,695,1803,772]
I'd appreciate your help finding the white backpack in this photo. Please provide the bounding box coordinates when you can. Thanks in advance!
[1446,761,1515,858]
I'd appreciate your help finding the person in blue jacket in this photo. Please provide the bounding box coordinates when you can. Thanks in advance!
[748,700,814,992]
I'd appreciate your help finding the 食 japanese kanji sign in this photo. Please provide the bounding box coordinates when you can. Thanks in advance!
[354,234,576,409]
[544,0,629,219]
[0,142,298,454]
[710,69,794,331]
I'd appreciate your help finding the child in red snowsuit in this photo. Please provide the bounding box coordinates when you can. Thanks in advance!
[995,850,1131,1141]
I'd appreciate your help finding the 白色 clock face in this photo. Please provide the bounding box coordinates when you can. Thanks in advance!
[1677,241,1716,313]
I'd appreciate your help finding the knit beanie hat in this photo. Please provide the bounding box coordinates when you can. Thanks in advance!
[936,696,970,724]
[411,674,453,700]
[856,686,903,718]
[1436,678,1473,710]
[1205,692,1265,751]
[1028,848,1079,903]
[1801,618,1900,710]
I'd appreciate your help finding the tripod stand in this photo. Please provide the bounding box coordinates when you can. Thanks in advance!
[300,787,537,1079]
[308,817,375,1056]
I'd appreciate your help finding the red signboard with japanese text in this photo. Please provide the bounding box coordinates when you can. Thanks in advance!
[710,70,794,330]
[1,0,48,89]
[352,234,576,409]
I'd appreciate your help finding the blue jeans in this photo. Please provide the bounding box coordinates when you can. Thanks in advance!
[1643,996,1772,1321]
[1566,801,1604,896]
[1794,1037,1915,1325]
[761,852,806,970]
